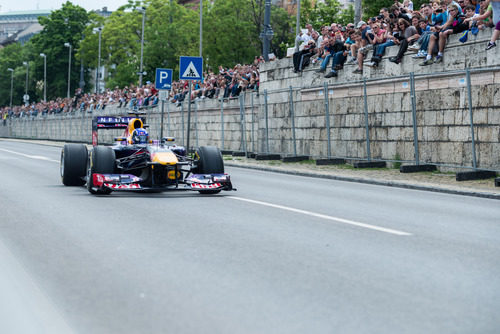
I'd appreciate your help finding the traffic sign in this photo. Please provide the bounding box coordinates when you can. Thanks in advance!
[179,56,203,80]
[155,68,172,90]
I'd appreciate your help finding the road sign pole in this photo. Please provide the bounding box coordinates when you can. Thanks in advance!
[160,99,164,140]
[186,81,192,154]
[167,93,170,137]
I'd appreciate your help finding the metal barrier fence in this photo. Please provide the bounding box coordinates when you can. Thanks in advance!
[4,67,500,172]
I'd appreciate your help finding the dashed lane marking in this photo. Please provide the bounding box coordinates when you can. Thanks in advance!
[227,196,412,236]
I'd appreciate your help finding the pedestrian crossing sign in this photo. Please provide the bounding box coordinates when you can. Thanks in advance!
[179,56,203,80]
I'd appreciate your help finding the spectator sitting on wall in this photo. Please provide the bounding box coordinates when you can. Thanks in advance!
[368,20,400,67]
[420,3,468,65]
[485,0,500,49]
[388,18,420,64]
[324,33,352,78]
[354,22,386,74]
[295,23,315,50]
[316,36,342,73]
[292,40,316,72]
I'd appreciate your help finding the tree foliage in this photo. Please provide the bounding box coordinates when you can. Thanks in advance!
[30,1,90,100]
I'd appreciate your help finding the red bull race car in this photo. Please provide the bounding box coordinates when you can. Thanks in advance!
[60,115,234,195]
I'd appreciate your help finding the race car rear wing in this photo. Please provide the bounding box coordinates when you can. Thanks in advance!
[92,116,146,146]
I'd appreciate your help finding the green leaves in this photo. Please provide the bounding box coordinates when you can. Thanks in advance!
[30,1,89,100]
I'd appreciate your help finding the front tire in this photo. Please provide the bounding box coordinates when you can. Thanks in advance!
[87,146,116,195]
[195,146,224,194]
[61,144,87,186]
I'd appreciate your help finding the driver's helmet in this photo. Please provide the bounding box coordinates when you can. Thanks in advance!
[131,128,149,144]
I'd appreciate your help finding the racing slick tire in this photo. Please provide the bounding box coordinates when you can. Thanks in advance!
[87,146,116,195]
[61,144,88,186]
[195,146,224,194]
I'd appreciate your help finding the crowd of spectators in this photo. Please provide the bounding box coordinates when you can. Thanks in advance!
[292,0,499,78]
[1,59,261,122]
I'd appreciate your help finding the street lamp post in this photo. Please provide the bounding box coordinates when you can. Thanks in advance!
[64,42,72,98]
[79,35,85,90]
[39,53,47,102]
[7,68,14,108]
[22,61,29,106]
[137,7,146,87]
[93,27,102,93]
[199,0,202,57]
[295,0,300,52]
[260,0,274,61]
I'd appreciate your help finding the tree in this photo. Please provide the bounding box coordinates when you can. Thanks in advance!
[204,0,257,69]
[0,43,29,106]
[143,0,198,82]
[30,1,89,100]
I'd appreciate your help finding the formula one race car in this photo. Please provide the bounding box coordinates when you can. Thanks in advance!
[60,115,234,195]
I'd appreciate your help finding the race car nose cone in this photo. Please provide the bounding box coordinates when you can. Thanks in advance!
[151,151,178,165]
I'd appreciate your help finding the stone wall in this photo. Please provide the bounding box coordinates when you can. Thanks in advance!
[3,28,500,170]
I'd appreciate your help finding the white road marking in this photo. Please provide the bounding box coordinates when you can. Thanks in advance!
[0,148,59,163]
[227,196,412,236]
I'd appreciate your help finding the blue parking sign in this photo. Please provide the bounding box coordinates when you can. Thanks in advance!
[179,56,203,81]
[155,68,173,90]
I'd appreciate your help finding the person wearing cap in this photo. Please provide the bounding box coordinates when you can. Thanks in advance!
[357,20,370,48]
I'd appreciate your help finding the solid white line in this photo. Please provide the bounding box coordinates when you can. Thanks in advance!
[0,148,59,163]
[227,196,412,236]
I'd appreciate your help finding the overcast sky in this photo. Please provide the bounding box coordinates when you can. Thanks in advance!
[0,0,128,13]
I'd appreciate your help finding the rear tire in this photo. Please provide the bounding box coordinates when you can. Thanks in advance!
[195,146,224,194]
[87,146,116,195]
[61,144,87,186]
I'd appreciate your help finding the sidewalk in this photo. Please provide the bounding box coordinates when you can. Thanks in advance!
[224,156,500,200]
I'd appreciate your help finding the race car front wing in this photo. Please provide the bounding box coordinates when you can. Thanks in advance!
[90,173,234,192]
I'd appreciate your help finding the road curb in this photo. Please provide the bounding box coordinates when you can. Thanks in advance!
[225,162,500,200]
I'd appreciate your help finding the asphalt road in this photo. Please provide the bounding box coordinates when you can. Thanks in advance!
[1,140,499,334]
